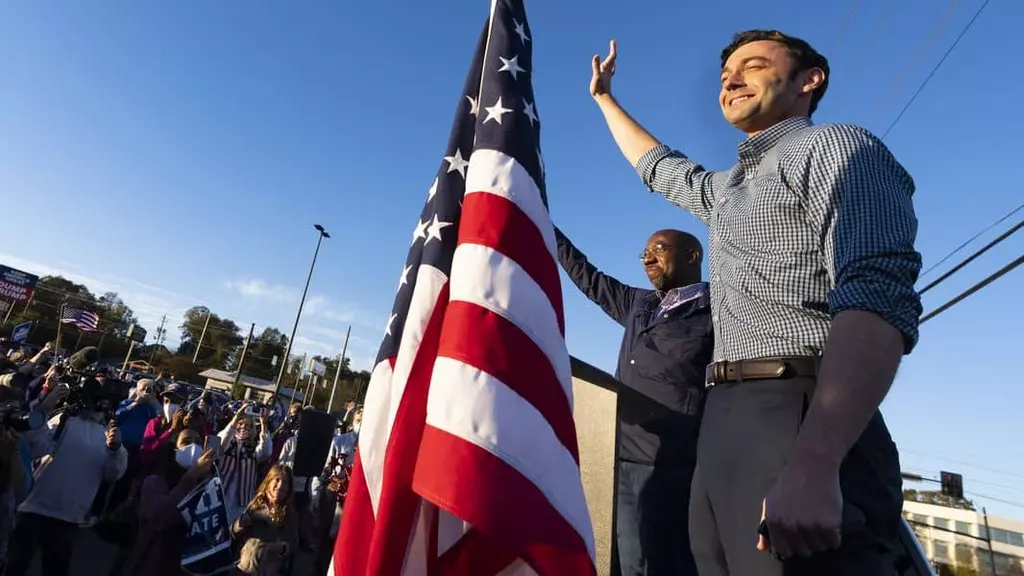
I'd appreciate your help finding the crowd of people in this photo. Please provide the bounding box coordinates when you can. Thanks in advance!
[0,338,361,576]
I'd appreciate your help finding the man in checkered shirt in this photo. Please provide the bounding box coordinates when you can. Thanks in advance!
[590,30,922,576]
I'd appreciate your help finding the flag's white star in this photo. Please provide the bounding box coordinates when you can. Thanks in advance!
[397,264,412,291]
[465,94,479,116]
[411,218,428,245]
[385,313,398,336]
[513,19,530,45]
[523,99,539,127]
[444,148,470,179]
[427,177,438,202]
[484,96,513,125]
[425,213,454,244]
[498,55,527,80]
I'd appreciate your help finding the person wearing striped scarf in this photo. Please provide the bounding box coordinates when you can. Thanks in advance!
[215,403,272,523]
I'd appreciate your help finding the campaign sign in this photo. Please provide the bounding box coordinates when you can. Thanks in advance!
[11,322,31,344]
[178,472,235,575]
[0,265,39,303]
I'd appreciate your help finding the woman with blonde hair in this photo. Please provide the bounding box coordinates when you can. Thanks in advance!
[232,463,299,576]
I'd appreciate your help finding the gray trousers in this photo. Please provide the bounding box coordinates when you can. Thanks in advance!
[688,377,904,576]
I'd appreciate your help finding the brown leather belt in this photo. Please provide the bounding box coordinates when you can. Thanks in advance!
[705,357,819,386]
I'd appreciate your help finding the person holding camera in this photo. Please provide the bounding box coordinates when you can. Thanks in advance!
[217,402,272,523]
[4,380,128,576]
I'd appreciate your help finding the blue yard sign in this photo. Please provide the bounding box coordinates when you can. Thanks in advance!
[11,321,31,344]
[178,472,235,575]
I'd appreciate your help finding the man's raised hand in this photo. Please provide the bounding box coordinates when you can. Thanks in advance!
[590,40,618,99]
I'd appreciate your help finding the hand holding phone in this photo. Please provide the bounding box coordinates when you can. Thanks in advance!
[204,434,221,456]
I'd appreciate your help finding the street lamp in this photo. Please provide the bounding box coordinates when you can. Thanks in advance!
[272,224,330,401]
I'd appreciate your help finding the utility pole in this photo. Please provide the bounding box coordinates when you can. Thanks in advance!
[149,314,167,364]
[983,508,997,576]
[1,299,14,327]
[232,323,256,388]
[192,310,212,364]
[328,326,351,413]
[121,341,137,378]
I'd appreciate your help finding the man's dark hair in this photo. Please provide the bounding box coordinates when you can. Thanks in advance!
[720,30,830,115]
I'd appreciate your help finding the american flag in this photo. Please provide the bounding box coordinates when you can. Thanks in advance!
[60,306,100,332]
[330,1,595,575]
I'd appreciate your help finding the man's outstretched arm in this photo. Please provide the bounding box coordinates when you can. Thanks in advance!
[590,41,718,223]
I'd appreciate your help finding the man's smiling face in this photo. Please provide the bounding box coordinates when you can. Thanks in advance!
[719,40,817,135]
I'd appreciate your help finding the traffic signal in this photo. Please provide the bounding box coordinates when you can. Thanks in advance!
[940,471,963,499]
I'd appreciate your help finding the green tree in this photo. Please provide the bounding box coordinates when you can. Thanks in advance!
[4,276,136,362]
[177,306,243,370]
[242,327,289,381]
[96,292,138,339]
[904,489,976,511]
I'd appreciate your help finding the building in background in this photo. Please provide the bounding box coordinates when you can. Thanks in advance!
[200,368,304,410]
[904,500,1024,575]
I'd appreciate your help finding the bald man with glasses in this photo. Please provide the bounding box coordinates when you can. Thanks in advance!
[555,226,712,576]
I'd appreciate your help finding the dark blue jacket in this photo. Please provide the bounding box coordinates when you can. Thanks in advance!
[556,230,713,467]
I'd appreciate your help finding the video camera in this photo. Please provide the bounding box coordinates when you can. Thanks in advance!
[51,347,123,420]
[0,402,43,433]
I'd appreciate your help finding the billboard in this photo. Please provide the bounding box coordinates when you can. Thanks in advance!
[0,265,39,303]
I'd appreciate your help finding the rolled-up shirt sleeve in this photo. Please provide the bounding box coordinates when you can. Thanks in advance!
[801,124,923,352]
[635,144,718,224]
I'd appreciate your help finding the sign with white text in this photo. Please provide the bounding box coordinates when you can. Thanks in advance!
[178,472,234,575]
[0,265,38,303]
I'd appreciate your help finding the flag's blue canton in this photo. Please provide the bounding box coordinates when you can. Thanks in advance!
[375,0,542,365]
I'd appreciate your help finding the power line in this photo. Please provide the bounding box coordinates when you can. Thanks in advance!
[845,0,902,81]
[920,203,1024,281]
[902,450,1024,482]
[965,491,1024,511]
[904,468,1024,495]
[880,0,993,140]
[829,0,861,54]
[874,0,964,121]
[920,253,1024,324]
[918,214,1024,296]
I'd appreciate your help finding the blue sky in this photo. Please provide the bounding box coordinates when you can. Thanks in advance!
[2,0,1022,518]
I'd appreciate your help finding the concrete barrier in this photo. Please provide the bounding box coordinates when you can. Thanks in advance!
[570,356,620,576]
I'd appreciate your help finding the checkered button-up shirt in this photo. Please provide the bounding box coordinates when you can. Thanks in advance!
[636,116,923,362]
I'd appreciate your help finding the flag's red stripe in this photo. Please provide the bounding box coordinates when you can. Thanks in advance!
[333,450,374,574]
[333,356,399,574]
[438,300,579,463]
[459,191,565,336]
[414,425,595,576]
[336,284,451,576]
[437,527,517,575]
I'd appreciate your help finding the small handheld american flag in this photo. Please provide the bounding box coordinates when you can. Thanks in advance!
[330,0,595,575]
[60,306,100,332]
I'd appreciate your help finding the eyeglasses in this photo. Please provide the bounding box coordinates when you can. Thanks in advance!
[639,243,674,262]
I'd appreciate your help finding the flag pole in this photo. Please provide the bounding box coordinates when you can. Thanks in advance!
[54,302,65,360]
[475,0,500,111]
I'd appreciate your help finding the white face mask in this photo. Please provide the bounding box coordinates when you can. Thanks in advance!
[175,444,202,468]
[164,403,180,422]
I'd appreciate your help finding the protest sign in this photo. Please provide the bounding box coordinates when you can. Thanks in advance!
[178,471,235,575]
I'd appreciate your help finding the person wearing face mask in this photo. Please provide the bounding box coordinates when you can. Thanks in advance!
[111,380,160,483]
[138,383,188,479]
[216,403,273,523]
